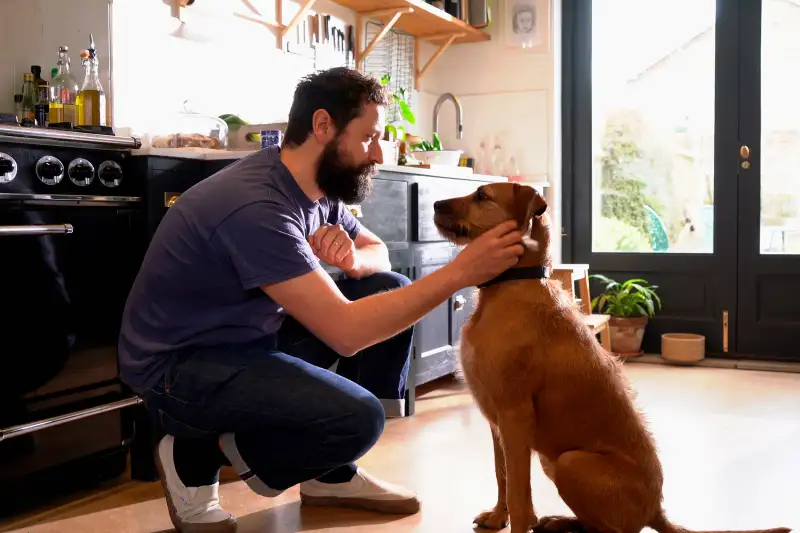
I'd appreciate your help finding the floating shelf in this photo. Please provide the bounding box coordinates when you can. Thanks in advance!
[334,0,490,43]
[338,0,490,81]
[231,0,490,80]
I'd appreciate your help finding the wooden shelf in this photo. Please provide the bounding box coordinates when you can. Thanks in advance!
[333,0,490,44]
[230,0,490,79]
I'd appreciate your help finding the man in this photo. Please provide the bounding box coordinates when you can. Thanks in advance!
[118,67,524,533]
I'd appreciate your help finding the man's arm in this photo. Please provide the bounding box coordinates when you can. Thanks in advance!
[308,223,390,279]
[348,226,391,278]
[263,265,459,356]
[264,221,523,356]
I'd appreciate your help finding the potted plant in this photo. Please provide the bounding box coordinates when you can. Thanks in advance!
[378,74,416,165]
[590,274,662,357]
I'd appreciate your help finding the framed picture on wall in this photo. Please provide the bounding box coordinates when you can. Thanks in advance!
[502,0,550,52]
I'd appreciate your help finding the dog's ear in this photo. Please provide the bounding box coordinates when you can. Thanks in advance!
[513,184,548,229]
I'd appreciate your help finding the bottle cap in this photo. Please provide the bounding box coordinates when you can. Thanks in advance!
[31,65,41,76]
[51,67,58,78]
[23,73,34,81]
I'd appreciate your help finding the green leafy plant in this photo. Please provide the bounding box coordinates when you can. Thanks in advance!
[411,132,443,151]
[590,274,662,318]
[380,74,415,141]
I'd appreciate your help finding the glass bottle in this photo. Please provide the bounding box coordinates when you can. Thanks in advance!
[76,34,106,127]
[48,67,63,123]
[31,65,50,127]
[52,46,79,125]
[20,73,36,123]
[13,94,23,124]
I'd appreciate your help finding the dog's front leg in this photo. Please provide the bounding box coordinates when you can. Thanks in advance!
[497,409,537,533]
[473,425,509,529]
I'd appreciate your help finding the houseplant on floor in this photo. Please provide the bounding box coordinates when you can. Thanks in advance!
[590,274,662,358]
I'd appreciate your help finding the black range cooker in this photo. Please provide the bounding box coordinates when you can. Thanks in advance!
[0,124,146,514]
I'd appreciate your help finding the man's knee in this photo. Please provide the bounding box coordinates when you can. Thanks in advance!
[372,270,412,290]
[341,391,386,458]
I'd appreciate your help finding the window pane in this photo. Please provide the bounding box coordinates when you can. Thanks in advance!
[760,0,800,254]
[591,0,716,253]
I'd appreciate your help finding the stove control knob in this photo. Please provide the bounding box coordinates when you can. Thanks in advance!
[68,158,95,187]
[0,153,18,184]
[98,161,123,188]
[36,156,65,186]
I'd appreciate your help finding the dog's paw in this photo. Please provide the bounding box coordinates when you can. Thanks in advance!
[531,516,587,533]
[473,507,510,530]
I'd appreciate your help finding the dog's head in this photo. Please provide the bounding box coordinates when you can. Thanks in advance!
[433,182,548,245]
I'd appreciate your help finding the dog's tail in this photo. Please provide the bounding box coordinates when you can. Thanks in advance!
[649,509,792,533]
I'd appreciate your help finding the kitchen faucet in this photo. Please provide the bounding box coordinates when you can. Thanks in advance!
[432,92,463,139]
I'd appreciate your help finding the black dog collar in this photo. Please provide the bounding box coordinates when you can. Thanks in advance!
[478,266,551,289]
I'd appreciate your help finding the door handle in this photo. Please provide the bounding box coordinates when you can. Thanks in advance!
[739,145,750,159]
[740,145,751,169]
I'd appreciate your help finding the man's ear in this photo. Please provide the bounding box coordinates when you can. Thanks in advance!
[312,109,335,143]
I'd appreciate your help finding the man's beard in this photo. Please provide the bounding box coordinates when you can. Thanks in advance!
[316,136,375,204]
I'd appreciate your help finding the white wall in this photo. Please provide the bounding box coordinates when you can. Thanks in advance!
[111,0,356,134]
[0,0,111,115]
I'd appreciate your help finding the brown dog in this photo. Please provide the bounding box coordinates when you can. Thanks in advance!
[433,182,790,533]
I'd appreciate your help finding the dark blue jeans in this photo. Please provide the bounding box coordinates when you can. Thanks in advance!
[143,271,414,492]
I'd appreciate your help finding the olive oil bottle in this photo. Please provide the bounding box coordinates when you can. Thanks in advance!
[52,46,79,125]
[76,34,106,127]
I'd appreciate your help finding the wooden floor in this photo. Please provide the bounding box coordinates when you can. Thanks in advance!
[2,363,800,533]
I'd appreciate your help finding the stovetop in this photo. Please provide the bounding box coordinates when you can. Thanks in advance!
[0,125,142,201]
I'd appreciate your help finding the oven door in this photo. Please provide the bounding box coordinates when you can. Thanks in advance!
[0,195,144,483]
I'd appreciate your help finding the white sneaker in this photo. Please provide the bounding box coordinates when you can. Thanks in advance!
[155,435,238,533]
[299,467,421,514]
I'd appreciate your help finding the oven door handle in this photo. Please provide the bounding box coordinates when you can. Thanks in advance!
[0,224,73,236]
[0,396,143,442]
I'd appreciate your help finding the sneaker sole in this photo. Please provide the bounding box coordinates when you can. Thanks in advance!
[299,493,421,515]
[155,443,238,533]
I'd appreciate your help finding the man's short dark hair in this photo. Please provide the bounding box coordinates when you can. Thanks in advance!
[283,67,388,147]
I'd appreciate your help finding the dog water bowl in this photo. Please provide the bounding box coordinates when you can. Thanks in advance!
[661,333,705,364]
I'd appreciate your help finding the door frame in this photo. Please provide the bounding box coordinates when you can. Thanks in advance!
[560,0,742,356]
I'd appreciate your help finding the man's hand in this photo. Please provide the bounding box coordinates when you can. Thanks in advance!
[449,221,524,288]
[309,224,358,272]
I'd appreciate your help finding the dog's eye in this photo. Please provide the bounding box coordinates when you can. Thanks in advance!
[474,190,488,202]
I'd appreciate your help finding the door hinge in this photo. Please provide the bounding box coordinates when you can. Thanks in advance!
[722,310,729,353]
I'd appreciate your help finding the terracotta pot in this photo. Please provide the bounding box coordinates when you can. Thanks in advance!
[609,316,648,357]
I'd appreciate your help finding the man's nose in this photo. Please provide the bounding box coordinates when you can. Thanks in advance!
[371,140,384,165]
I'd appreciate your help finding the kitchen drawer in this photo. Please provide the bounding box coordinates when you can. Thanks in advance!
[413,178,486,242]
[358,177,408,244]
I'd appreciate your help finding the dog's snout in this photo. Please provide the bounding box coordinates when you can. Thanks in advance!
[434,200,452,214]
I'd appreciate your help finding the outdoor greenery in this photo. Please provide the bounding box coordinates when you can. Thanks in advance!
[599,116,664,249]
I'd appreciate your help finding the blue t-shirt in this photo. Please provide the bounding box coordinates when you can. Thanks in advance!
[118,147,362,393]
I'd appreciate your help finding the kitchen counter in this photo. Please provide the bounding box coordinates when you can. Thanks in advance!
[131,146,549,186]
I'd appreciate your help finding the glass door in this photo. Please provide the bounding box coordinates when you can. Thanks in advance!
[563,0,740,354]
[736,0,800,359]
